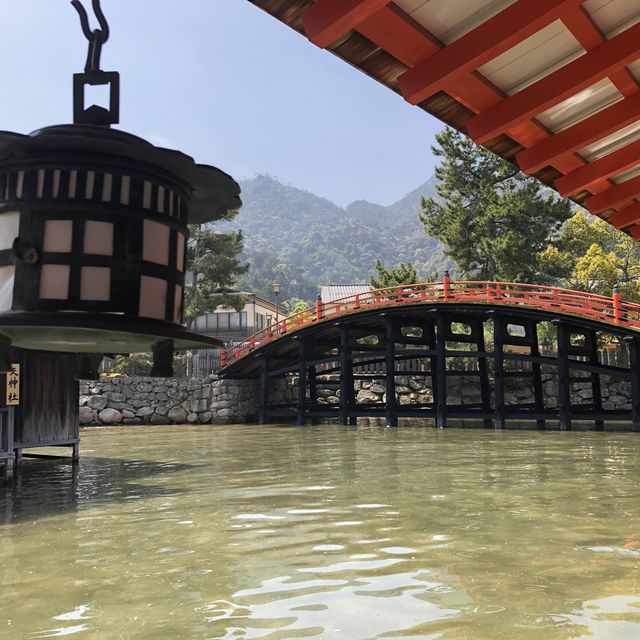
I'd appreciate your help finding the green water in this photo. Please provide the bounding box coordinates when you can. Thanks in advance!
[1,425,640,639]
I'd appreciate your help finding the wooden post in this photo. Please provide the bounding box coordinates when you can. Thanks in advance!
[309,364,319,425]
[531,322,545,429]
[297,339,308,426]
[493,316,506,429]
[477,319,492,427]
[2,408,14,483]
[339,324,353,426]
[385,316,398,427]
[557,322,572,430]
[589,330,604,431]
[612,285,622,324]
[627,337,640,432]
[435,313,447,428]
[442,271,451,300]
[259,358,269,425]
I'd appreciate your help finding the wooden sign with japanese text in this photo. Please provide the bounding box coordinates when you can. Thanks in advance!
[6,364,20,406]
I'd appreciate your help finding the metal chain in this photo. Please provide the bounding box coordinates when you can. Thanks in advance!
[70,0,110,73]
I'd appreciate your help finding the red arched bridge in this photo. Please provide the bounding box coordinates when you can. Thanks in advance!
[220,278,640,431]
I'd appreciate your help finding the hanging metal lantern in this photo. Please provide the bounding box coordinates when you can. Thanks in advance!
[0,0,241,373]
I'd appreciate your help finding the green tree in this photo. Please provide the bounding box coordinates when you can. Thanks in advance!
[370,260,418,289]
[420,127,572,281]
[538,211,640,301]
[183,223,249,329]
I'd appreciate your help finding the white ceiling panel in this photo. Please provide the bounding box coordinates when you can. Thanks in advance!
[627,59,640,83]
[536,78,622,133]
[583,0,640,39]
[477,20,584,95]
[612,164,640,184]
[394,0,516,45]
[580,120,640,162]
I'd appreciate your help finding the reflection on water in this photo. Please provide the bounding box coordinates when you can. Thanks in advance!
[2,425,640,639]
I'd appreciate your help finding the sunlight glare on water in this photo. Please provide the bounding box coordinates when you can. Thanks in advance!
[1,424,640,639]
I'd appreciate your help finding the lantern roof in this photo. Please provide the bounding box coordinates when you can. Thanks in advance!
[0,125,241,224]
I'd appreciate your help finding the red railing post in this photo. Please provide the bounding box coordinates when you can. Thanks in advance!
[220,348,227,368]
[613,285,622,324]
[315,293,324,320]
[355,294,361,309]
[443,270,451,300]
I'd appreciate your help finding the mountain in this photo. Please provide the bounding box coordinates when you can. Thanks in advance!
[219,175,451,304]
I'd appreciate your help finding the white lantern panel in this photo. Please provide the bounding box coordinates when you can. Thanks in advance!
[80,267,111,301]
[0,265,15,311]
[139,275,167,319]
[143,219,170,266]
[43,220,73,253]
[0,211,20,251]
[40,264,70,300]
[84,220,114,256]
[176,232,185,272]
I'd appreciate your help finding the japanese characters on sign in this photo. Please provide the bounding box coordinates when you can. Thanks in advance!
[6,364,19,406]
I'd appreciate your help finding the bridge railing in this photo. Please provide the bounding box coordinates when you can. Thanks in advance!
[220,279,640,368]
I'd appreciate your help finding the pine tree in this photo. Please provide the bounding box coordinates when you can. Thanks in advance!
[420,127,572,282]
[369,260,418,289]
[183,224,249,329]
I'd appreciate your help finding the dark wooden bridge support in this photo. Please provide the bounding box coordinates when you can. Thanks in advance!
[493,316,506,430]
[339,324,355,426]
[556,322,572,431]
[296,338,309,426]
[589,329,604,431]
[259,357,269,425]
[530,323,546,430]
[385,317,398,427]
[435,314,447,429]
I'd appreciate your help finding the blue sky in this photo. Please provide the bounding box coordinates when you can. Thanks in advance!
[1,0,442,207]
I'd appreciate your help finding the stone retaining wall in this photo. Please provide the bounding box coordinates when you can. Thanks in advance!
[80,371,633,426]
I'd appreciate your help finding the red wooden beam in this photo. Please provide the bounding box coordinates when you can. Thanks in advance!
[516,91,640,174]
[467,22,640,144]
[302,0,391,48]
[356,4,439,67]
[555,138,640,196]
[398,0,583,105]
[562,7,639,97]
[355,4,582,172]
[585,175,640,215]
[608,203,640,229]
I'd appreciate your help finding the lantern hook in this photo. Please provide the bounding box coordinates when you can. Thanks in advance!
[70,0,110,73]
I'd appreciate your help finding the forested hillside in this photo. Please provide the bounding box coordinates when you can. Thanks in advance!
[218,175,451,304]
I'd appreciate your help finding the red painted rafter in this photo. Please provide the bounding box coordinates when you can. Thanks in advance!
[467,22,640,144]
[608,203,640,229]
[555,138,640,196]
[585,174,640,214]
[355,5,582,171]
[302,0,391,48]
[356,3,439,67]
[516,91,640,174]
[562,6,639,97]
[398,0,583,105]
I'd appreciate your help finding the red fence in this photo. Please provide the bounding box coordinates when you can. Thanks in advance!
[221,279,640,368]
